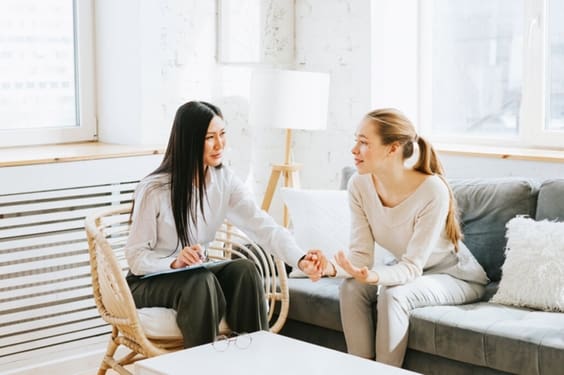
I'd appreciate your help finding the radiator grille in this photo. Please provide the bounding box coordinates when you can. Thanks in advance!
[0,181,138,358]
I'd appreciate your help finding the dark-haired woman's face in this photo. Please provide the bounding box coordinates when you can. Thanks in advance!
[203,116,226,167]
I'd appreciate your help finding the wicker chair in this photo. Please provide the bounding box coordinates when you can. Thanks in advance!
[85,203,289,375]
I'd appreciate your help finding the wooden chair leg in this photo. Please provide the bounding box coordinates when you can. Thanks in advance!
[102,356,132,375]
[98,329,120,375]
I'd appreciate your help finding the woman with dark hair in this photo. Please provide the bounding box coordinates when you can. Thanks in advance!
[125,101,322,348]
[320,108,488,367]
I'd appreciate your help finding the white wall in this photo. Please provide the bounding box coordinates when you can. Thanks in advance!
[95,0,219,146]
[93,0,360,222]
[294,0,372,189]
[95,0,297,217]
[95,0,563,214]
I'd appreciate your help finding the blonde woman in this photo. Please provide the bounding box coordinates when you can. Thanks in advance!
[323,108,488,367]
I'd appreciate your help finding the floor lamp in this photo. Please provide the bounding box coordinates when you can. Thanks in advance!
[250,69,330,227]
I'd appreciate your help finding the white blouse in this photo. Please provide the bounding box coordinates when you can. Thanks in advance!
[125,166,304,276]
[338,173,488,286]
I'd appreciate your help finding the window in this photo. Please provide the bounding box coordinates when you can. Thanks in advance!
[418,0,564,148]
[548,0,564,132]
[0,0,95,147]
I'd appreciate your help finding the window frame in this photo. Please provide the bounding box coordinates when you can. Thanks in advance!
[0,0,97,148]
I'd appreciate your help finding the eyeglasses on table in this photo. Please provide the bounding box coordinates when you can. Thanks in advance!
[212,331,252,352]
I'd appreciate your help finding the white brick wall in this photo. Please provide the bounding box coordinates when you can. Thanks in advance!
[94,0,564,224]
[294,0,372,189]
[95,0,373,222]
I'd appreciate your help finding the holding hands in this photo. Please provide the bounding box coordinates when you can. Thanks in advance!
[170,245,362,284]
[298,249,337,281]
[298,249,325,281]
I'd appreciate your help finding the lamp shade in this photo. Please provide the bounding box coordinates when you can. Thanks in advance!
[249,69,330,131]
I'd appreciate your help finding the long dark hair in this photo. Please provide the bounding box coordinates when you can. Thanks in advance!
[365,108,462,250]
[150,101,223,247]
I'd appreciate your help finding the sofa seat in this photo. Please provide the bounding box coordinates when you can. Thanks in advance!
[287,277,344,332]
[409,303,564,375]
[287,279,564,375]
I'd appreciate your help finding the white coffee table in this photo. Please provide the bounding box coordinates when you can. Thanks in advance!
[134,331,420,374]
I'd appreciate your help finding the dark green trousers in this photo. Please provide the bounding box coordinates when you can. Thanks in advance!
[127,258,268,348]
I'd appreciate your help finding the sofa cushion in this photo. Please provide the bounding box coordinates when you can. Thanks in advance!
[280,188,350,277]
[137,307,229,339]
[450,178,538,281]
[536,179,564,221]
[137,307,183,339]
[409,303,564,375]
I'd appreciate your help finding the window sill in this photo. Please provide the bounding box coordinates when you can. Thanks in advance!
[434,143,564,163]
[0,142,165,168]
[2,141,561,169]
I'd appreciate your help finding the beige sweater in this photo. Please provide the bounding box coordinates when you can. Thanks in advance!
[336,173,488,286]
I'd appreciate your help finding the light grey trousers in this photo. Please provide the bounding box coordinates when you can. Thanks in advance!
[339,274,485,367]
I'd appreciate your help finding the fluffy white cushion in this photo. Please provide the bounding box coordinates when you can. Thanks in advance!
[491,217,564,312]
[137,307,230,339]
[280,188,350,277]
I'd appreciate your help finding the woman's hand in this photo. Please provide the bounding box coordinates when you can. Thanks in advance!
[298,250,322,281]
[299,249,337,281]
[171,244,205,269]
[335,250,379,284]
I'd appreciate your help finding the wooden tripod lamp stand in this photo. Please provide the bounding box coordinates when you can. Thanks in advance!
[249,69,330,227]
[261,128,302,227]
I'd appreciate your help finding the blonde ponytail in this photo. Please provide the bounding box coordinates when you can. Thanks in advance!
[414,136,462,250]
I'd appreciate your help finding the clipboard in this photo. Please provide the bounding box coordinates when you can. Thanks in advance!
[140,259,231,279]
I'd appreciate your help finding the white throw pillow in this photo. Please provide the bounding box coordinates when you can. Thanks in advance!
[280,188,350,277]
[491,217,564,312]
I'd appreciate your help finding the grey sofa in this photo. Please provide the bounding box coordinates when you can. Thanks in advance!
[279,171,564,375]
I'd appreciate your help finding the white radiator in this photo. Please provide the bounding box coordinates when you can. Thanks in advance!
[0,155,162,371]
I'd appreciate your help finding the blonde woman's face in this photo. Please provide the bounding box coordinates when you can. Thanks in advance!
[203,116,226,167]
[351,119,390,174]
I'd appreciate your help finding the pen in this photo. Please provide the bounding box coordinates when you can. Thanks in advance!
[197,245,208,262]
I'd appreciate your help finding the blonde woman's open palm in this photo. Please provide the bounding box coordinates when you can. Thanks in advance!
[335,250,379,284]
